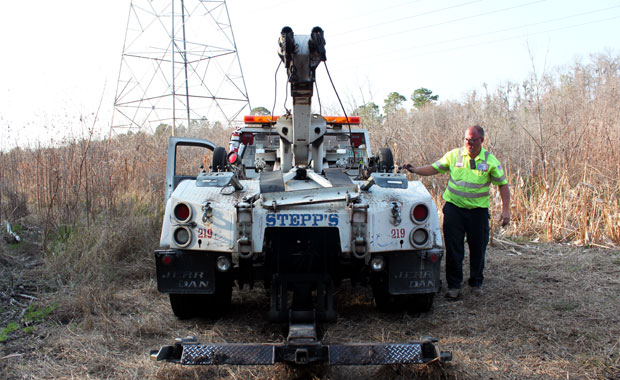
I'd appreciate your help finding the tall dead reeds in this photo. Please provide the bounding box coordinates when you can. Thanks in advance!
[0,52,618,265]
[369,52,620,247]
[0,121,231,286]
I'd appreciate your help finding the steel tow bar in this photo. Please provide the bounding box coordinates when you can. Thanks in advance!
[150,336,452,366]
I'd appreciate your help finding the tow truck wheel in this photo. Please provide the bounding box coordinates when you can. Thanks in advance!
[200,284,233,318]
[371,274,404,312]
[406,293,434,313]
[377,147,394,173]
[169,292,232,319]
[169,294,199,319]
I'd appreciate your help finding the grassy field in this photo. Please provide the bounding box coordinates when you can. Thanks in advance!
[1,52,619,379]
[1,234,619,379]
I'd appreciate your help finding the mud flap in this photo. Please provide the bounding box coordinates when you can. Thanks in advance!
[154,250,217,294]
[387,249,442,294]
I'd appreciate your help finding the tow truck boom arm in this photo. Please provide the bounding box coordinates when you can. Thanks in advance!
[275,26,327,172]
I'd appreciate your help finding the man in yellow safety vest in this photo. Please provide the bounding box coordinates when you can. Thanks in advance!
[404,125,510,299]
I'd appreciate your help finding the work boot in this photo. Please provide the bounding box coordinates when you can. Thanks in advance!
[445,288,462,299]
[470,286,483,296]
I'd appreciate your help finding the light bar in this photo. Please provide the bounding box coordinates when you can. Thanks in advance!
[323,116,361,124]
[243,115,279,124]
[243,115,361,124]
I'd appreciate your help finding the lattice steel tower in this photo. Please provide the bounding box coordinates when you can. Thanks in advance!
[112,0,250,134]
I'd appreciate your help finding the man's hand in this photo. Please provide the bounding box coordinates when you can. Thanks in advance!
[402,164,415,173]
[498,184,511,227]
[500,210,510,227]
[402,164,439,176]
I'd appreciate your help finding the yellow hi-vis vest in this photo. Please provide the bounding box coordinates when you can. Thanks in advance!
[431,147,508,209]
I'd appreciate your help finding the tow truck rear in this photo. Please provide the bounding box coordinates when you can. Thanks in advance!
[151,26,451,366]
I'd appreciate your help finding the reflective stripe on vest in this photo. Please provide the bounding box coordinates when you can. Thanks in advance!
[491,174,506,183]
[449,178,491,189]
[434,161,448,171]
[447,186,490,198]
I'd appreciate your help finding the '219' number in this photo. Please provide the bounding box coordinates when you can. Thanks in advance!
[197,228,213,239]
[391,228,406,239]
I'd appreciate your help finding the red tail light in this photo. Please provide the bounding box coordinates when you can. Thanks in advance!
[241,132,254,145]
[162,255,173,265]
[350,133,364,147]
[411,204,429,223]
[173,203,191,222]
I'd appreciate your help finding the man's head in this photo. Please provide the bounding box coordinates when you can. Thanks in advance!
[464,125,484,157]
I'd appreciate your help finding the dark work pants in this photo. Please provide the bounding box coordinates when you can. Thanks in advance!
[442,201,490,289]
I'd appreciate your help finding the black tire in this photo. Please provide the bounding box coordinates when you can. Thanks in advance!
[169,294,199,319]
[405,293,435,314]
[201,275,233,318]
[377,147,394,173]
[371,274,404,312]
[212,146,227,172]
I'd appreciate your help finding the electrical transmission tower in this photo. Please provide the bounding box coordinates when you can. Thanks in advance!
[111,0,250,135]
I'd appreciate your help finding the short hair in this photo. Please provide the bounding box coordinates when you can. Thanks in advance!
[469,125,484,138]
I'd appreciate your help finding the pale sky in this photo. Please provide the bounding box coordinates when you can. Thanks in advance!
[1,0,619,149]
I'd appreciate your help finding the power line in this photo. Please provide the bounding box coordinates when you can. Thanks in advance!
[242,0,298,16]
[332,0,485,37]
[349,13,620,68]
[331,0,548,48]
[366,5,620,59]
[329,0,427,26]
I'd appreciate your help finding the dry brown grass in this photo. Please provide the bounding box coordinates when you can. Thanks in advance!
[378,52,620,247]
[1,54,619,247]
[1,49,619,380]
[1,241,619,380]
[0,121,231,247]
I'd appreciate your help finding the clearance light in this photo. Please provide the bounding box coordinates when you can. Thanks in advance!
[411,204,429,223]
[410,228,429,247]
[174,202,192,223]
[228,151,238,164]
[173,226,192,247]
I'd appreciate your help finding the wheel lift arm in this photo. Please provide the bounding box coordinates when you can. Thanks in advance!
[150,333,452,366]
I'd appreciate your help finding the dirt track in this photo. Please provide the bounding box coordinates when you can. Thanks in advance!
[1,240,619,380]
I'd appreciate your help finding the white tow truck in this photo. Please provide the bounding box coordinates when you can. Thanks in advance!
[151,26,451,366]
